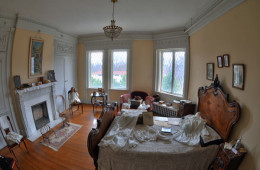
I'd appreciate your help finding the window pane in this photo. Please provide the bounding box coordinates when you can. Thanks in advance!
[161,52,173,93]
[173,51,185,95]
[112,51,127,89]
[89,52,103,88]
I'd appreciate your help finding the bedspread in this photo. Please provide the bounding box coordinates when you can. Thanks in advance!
[98,110,218,170]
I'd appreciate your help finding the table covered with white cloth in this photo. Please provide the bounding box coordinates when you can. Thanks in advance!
[98,110,218,170]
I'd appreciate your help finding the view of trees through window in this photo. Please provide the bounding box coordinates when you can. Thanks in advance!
[112,51,127,89]
[160,51,185,96]
[89,51,103,88]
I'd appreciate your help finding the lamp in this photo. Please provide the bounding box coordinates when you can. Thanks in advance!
[103,0,123,40]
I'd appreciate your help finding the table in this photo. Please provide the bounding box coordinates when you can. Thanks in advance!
[91,92,108,112]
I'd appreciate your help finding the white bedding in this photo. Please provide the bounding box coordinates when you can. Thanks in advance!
[98,110,218,170]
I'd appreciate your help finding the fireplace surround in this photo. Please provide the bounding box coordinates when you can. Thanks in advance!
[15,83,62,141]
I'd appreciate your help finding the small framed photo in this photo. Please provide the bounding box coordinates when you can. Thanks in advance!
[217,56,223,68]
[232,64,245,90]
[206,63,214,81]
[223,54,229,67]
[13,75,21,89]
[47,70,56,82]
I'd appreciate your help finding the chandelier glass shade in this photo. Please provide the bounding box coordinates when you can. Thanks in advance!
[103,0,123,40]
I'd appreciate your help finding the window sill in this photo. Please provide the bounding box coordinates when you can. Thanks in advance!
[155,91,184,101]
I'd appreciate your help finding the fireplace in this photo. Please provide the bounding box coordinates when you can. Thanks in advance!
[31,101,50,130]
[15,83,62,141]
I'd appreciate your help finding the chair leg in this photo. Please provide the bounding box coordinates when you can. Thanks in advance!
[8,147,18,161]
[22,139,29,153]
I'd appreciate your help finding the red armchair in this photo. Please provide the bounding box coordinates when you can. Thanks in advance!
[120,91,154,111]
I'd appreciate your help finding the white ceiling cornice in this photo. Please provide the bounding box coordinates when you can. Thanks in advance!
[185,0,246,35]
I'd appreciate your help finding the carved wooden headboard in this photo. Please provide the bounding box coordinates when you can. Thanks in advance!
[198,80,240,142]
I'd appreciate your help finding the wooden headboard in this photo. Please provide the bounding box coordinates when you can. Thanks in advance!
[198,78,240,142]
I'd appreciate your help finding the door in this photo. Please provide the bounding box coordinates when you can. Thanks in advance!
[54,56,66,111]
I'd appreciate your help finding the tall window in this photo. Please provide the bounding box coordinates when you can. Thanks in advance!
[89,51,103,88]
[111,50,128,89]
[157,49,186,97]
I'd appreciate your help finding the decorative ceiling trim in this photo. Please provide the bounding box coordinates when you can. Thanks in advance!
[185,0,246,35]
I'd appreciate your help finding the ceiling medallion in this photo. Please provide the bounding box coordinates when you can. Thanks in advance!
[103,0,123,40]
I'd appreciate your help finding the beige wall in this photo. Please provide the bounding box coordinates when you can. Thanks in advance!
[11,28,54,84]
[78,43,85,100]
[132,40,154,95]
[189,0,260,169]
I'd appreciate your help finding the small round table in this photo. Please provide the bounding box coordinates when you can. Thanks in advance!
[91,92,108,112]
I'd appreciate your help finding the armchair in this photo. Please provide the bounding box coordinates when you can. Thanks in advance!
[120,91,154,111]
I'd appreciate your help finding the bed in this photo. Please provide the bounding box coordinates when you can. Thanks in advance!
[87,78,240,170]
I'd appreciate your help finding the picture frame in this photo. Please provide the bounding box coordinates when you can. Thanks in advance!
[13,75,21,89]
[217,56,223,68]
[232,64,245,90]
[29,38,44,78]
[47,70,56,82]
[206,63,214,81]
[223,54,229,67]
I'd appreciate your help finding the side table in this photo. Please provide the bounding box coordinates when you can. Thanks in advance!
[91,93,108,112]
[213,143,247,170]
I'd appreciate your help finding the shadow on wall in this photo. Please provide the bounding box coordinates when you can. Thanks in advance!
[230,105,256,170]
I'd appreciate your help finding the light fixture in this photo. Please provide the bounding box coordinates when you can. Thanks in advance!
[103,0,123,40]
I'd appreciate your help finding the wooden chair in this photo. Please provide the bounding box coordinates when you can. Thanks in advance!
[68,88,83,115]
[56,95,70,127]
[0,116,29,161]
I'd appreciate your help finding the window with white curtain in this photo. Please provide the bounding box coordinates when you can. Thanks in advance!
[156,49,186,97]
[88,51,103,88]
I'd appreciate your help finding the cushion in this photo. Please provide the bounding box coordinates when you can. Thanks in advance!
[130,100,141,109]
[200,125,223,147]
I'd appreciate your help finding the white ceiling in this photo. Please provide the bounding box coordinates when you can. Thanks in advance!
[0,0,217,37]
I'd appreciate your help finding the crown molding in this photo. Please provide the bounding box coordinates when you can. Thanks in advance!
[185,0,246,35]
[16,17,77,43]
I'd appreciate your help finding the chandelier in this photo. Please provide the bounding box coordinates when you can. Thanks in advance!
[103,0,123,40]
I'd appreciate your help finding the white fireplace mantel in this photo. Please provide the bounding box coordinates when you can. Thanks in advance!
[15,82,61,141]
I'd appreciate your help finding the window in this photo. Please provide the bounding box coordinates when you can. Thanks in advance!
[111,50,128,89]
[156,49,186,97]
[89,51,103,88]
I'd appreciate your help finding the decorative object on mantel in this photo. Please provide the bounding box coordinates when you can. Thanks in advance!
[29,38,44,78]
[206,63,214,80]
[40,123,81,151]
[13,75,22,89]
[217,56,223,68]
[47,70,56,82]
[103,0,123,40]
[232,64,245,90]
[223,54,229,67]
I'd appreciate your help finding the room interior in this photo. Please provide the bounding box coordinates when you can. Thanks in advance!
[0,0,259,169]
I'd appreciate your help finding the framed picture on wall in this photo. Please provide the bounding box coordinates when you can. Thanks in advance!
[29,38,44,78]
[13,75,21,89]
[217,56,223,68]
[232,64,245,90]
[47,70,56,82]
[206,63,214,81]
[223,54,229,67]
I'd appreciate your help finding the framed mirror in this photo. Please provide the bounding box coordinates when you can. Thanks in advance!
[29,38,44,78]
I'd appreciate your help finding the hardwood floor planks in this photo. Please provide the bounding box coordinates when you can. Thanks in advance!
[0,104,102,170]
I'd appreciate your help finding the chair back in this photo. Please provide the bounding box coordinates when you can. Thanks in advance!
[56,95,67,114]
[130,91,148,100]
[0,116,14,137]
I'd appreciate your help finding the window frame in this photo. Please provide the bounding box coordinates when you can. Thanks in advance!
[109,49,130,90]
[155,48,187,98]
[87,50,104,89]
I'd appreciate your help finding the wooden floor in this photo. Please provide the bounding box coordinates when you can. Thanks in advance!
[0,104,102,170]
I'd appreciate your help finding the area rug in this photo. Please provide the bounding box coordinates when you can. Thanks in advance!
[40,123,82,151]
